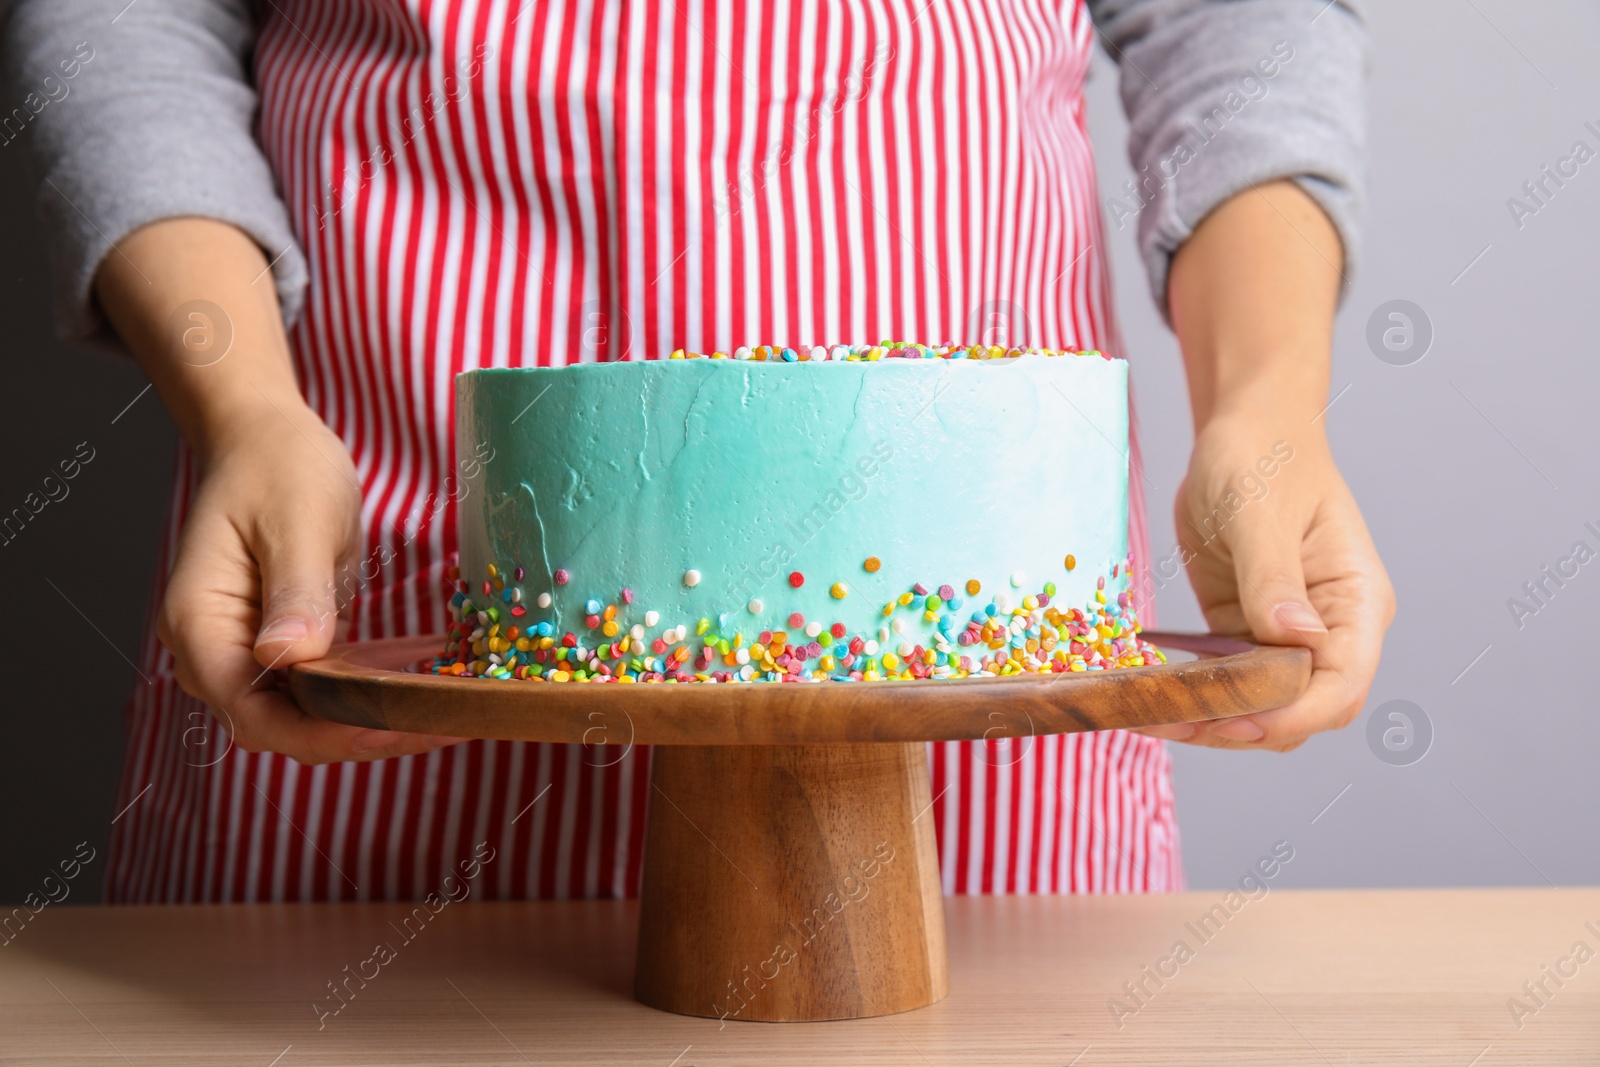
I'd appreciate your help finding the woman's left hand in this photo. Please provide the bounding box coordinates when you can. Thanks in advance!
[1135,416,1395,751]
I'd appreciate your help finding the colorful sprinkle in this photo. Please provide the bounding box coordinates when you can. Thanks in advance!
[684,569,702,587]
[554,569,570,586]
[606,344,1114,364]
[1064,554,1076,571]
[440,547,1162,684]
[789,571,805,588]
[830,582,848,599]
[864,556,882,573]
[966,579,981,596]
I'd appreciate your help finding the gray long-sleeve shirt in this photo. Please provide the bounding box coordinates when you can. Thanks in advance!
[1,0,1366,347]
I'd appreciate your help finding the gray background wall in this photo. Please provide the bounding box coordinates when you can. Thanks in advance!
[2,1,1596,903]
[1086,0,1600,890]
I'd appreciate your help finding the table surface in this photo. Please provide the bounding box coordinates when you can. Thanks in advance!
[3,890,1596,1065]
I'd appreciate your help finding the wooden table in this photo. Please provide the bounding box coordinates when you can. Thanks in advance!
[3,891,1595,1064]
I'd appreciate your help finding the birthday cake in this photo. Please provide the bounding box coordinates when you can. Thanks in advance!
[437,344,1162,683]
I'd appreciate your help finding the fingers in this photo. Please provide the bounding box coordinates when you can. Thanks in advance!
[160,508,464,765]
[1135,717,1269,745]
[1136,722,1202,743]
[1140,561,1391,753]
[168,610,465,764]
[252,515,342,670]
[226,687,468,765]
[1142,494,1394,753]
[1224,507,1327,647]
[1239,500,1392,747]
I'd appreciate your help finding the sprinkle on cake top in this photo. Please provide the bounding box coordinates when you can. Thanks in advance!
[665,342,1116,362]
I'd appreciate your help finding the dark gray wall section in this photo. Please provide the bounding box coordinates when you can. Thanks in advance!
[0,144,173,905]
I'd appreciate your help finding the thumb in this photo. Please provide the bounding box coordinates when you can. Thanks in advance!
[1228,517,1327,646]
[253,532,341,669]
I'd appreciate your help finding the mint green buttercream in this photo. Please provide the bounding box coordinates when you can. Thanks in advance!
[456,355,1131,669]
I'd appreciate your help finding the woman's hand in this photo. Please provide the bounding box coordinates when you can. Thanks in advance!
[1137,418,1393,750]
[158,404,461,764]
[1149,179,1395,751]
[97,217,462,765]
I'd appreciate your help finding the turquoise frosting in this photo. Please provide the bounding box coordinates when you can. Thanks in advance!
[456,354,1130,669]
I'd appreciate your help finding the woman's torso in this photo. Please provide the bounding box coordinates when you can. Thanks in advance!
[104,0,1176,903]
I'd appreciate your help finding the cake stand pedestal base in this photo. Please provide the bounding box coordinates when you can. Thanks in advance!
[634,743,948,1022]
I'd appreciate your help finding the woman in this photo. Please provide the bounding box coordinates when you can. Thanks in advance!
[6,0,1390,902]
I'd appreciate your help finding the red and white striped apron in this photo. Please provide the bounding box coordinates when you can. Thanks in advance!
[105,0,1181,902]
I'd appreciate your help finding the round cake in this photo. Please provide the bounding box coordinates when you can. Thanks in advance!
[438,343,1162,683]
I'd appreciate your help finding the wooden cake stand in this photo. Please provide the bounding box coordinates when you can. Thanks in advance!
[289,632,1308,1023]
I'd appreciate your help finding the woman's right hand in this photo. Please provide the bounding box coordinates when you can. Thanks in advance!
[159,402,463,765]
[96,218,462,765]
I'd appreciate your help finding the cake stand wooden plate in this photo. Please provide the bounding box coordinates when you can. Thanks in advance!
[287,632,1304,744]
[289,632,1308,1024]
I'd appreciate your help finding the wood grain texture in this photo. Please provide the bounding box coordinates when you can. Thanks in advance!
[635,743,947,1021]
[287,632,1310,745]
[3,892,1596,1064]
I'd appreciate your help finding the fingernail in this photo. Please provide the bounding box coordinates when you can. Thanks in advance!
[1137,723,1197,741]
[1273,602,1328,634]
[351,728,406,752]
[1212,718,1266,742]
[257,616,309,647]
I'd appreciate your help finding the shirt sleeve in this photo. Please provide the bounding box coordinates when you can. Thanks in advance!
[0,0,307,348]
[1086,0,1368,319]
